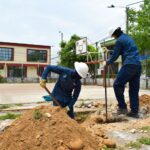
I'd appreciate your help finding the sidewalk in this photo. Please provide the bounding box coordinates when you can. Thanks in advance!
[0,83,150,104]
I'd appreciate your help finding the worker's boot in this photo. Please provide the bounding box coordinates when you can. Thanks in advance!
[126,111,139,118]
[117,108,128,115]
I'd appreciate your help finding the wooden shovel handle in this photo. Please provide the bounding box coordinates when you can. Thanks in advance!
[44,86,62,107]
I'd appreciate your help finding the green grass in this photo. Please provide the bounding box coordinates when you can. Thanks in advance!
[15,103,24,106]
[0,113,21,120]
[125,141,141,149]
[75,112,89,123]
[138,137,150,145]
[0,104,11,109]
[33,109,43,120]
[140,126,150,131]
[102,148,116,150]
[125,137,150,149]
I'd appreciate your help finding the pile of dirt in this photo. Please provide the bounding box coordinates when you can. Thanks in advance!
[0,106,101,150]
[139,94,150,112]
[139,94,150,114]
[80,113,117,149]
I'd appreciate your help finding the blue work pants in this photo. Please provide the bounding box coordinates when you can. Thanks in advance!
[113,64,141,113]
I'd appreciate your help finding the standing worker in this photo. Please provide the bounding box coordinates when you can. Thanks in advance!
[103,26,141,118]
[40,62,89,119]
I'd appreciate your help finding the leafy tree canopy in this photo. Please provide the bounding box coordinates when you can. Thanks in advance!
[58,34,98,69]
[128,0,150,54]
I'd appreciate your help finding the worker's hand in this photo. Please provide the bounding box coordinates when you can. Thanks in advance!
[102,61,107,66]
[40,79,46,88]
[102,47,108,53]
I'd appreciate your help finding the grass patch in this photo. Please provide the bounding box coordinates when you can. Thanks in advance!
[125,137,150,149]
[33,109,43,120]
[0,113,21,120]
[36,101,44,104]
[138,137,150,145]
[103,148,116,150]
[125,141,141,149]
[15,103,24,106]
[75,112,89,123]
[140,126,150,131]
[0,104,11,109]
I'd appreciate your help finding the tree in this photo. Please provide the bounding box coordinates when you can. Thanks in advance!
[59,34,98,67]
[128,0,150,54]
[58,34,99,79]
[128,0,150,88]
[58,34,80,68]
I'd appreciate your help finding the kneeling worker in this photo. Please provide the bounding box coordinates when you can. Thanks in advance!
[40,62,89,119]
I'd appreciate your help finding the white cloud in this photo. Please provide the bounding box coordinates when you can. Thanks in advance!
[0,0,142,64]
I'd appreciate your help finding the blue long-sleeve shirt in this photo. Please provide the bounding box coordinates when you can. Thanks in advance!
[42,65,81,108]
[107,33,141,66]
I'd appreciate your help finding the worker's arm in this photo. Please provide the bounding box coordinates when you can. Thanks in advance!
[68,82,81,118]
[70,82,81,107]
[40,65,69,88]
[106,40,122,65]
[42,65,68,79]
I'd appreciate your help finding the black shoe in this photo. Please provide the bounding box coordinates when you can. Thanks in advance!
[117,108,128,115]
[126,112,139,118]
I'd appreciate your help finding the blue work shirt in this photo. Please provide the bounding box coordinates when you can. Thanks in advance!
[107,33,141,66]
[42,65,81,108]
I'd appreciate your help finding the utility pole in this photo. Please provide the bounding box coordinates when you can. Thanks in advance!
[126,7,129,34]
[59,31,63,43]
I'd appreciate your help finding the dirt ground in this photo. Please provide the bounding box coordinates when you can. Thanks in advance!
[0,106,101,150]
[140,94,150,113]
[0,94,150,150]
[80,94,150,149]
[82,116,150,149]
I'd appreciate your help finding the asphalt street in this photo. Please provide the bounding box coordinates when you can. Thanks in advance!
[0,83,150,104]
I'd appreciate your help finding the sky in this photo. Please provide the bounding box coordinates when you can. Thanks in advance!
[0,0,143,64]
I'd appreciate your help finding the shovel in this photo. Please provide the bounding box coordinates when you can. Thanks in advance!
[43,87,71,117]
[44,86,62,108]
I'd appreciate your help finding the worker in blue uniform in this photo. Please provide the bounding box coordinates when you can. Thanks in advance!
[40,62,89,119]
[104,26,141,118]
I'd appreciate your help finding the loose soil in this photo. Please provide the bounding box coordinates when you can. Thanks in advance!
[139,94,150,112]
[0,106,101,150]
[1,94,150,150]
[81,94,150,149]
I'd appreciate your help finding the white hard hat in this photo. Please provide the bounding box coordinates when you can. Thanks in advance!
[108,25,121,37]
[74,62,89,78]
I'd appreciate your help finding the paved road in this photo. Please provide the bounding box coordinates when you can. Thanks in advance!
[0,83,150,104]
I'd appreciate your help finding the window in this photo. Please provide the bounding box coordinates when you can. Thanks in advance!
[0,47,13,61]
[27,49,47,62]
[7,66,27,78]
